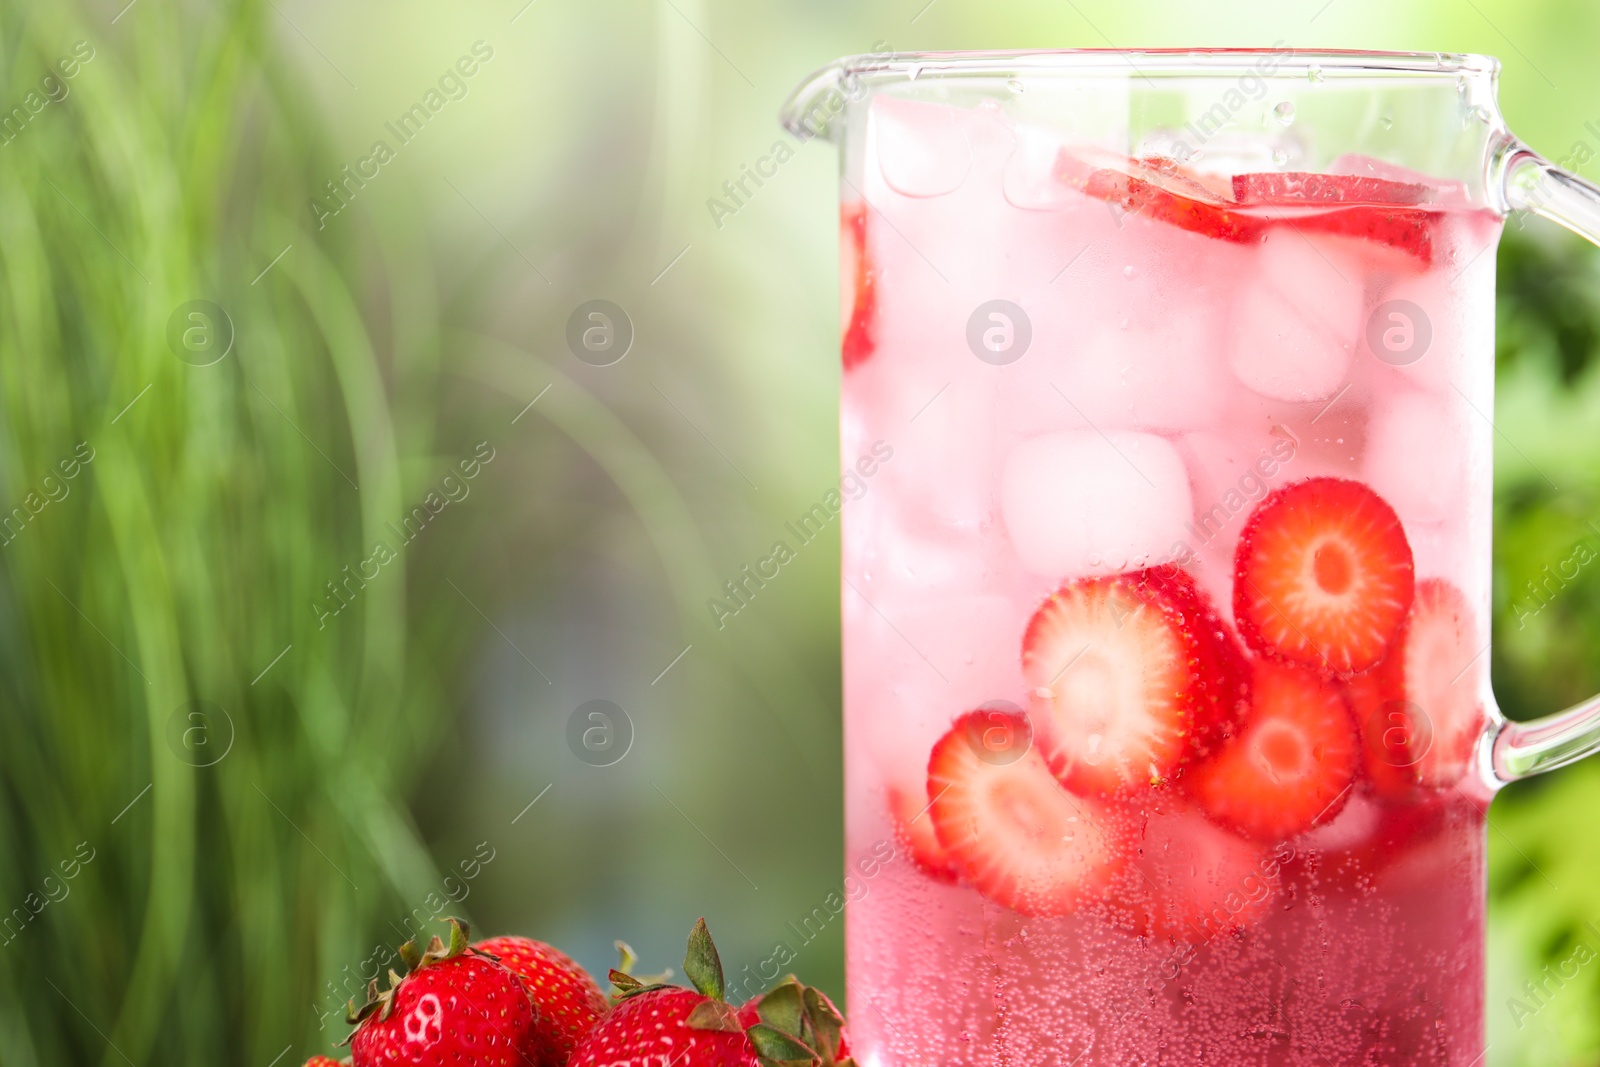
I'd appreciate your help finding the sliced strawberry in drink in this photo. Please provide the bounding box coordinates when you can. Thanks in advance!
[1190,659,1359,841]
[1345,650,1432,800]
[1140,566,1253,755]
[887,783,959,884]
[840,202,876,370]
[927,710,1124,916]
[1054,147,1263,243]
[1232,171,1439,266]
[1130,804,1286,944]
[1346,579,1485,795]
[1232,171,1432,206]
[1022,571,1227,796]
[1235,477,1416,675]
[1397,579,1486,789]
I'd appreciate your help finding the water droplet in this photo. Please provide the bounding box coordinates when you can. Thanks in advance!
[1007,78,1025,94]
[1122,264,1138,279]
[1470,105,1491,124]
[1379,113,1394,130]
[1307,64,1325,83]
[1273,100,1295,125]
[1271,147,1289,166]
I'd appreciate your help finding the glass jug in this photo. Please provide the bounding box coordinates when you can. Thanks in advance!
[782,49,1600,1067]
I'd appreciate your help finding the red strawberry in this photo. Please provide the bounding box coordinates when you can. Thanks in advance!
[927,710,1124,916]
[1022,570,1240,795]
[304,1058,348,1067]
[348,920,535,1067]
[1231,172,1431,206]
[474,936,608,1067]
[886,784,958,884]
[1190,659,1358,841]
[1130,804,1287,943]
[1393,579,1486,789]
[1344,650,1432,800]
[1139,566,1253,754]
[738,977,853,1067]
[573,987,758,1067]
[571,921,823,1067]
[1056,148,1261,242]
[1234,478,1415,675]
[840,203,876,369]
[1231,173,1439,265]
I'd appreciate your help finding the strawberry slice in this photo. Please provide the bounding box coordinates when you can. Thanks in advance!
[887,783,958,884]
[1345,650,1432,800]
[1022,570,1236,796]
[1055,148,1263,243]
[840,202,876,369]
[1231,172,1432,206]
[1130,804,1286,943]
[1190,659,1359,841]
[1396,579,1485,789]
[1141,566,1253,756]
[927,710,1124,916]
[1234,477,1415,675]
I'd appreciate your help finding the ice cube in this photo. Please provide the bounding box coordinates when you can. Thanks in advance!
[871,95,973,199]
[1000,430,1192,579]
[1229,230,1364,401]
[844,590,1026,783]
[1176,428,1302,617]
[1054,316,1230,434]
[1361,389,1463,526]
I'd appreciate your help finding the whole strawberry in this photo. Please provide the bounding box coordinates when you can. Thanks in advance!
[569,920,826,1067]
[474,934,607,1066]
[346,919,535,1067]
[738,976,854,1067]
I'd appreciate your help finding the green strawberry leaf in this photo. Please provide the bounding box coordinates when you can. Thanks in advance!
[756,979,805,1036]
[684,917,725,1002]
[747,1023,818,1066]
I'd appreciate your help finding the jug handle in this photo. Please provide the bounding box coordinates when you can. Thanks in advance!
[1486,146,1600,784]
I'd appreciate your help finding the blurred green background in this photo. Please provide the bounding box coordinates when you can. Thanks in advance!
[2,0,1600,1064]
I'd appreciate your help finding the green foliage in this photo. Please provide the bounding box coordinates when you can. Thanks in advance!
[1489,220,1600,1067]
[0,1,460,1063]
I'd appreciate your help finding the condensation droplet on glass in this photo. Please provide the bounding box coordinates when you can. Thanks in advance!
[1379,113,1394,130]
[1007,78,1025,94]
[1273,101,1295,126]
[1307,64,1324,84]
[1470,105,1491,124]
[1271,147,1289,167]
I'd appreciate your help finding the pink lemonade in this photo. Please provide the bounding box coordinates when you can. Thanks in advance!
[840,93,1501,1066]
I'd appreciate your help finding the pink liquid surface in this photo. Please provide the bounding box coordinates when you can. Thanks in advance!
[840,95,1502,1066]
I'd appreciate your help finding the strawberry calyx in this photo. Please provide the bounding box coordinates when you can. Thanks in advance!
[614,919,844,1067]
[747,977,855,1067]
[342,917,486,1032]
